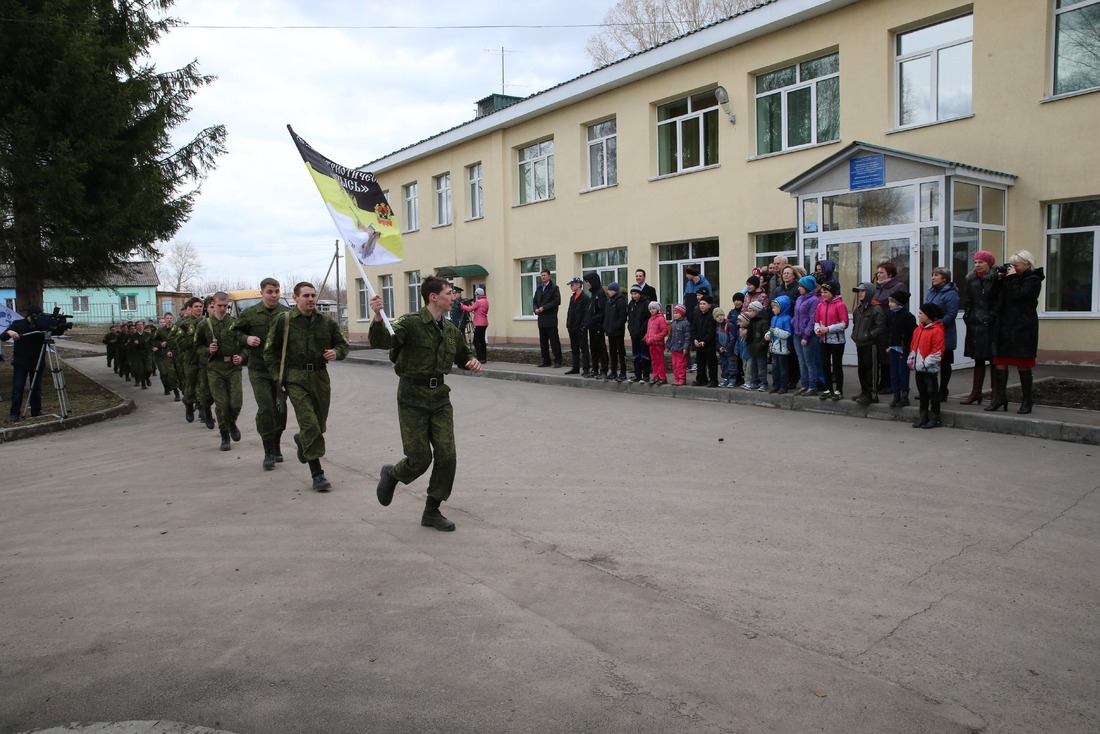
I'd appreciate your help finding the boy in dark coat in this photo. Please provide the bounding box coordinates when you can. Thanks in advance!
[691,296,718,387]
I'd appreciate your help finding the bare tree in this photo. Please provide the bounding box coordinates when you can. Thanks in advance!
[586,0,761,67]
[156,240,205,292]
[194,276,251,294]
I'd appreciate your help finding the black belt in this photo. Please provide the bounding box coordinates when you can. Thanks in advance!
[288,362,327,372]
[400,375,444,388]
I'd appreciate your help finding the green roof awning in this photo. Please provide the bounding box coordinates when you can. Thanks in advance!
[435,264,488,278]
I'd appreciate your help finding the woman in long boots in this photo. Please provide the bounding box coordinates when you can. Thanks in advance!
[986,250,1045,414]
[960,251,1000,405]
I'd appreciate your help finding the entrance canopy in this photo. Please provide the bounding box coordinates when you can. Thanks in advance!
[435,264,489,278]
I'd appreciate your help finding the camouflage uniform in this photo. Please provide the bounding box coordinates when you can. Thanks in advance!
[114,327,131,379]
[368,308,472,502]
[170,315,200,406]
[195,314,245,433]
[102,328,116,369]
[152,324,179,394]
[263,309,349,462]
[231,301,290,444]
[127,327,152,387]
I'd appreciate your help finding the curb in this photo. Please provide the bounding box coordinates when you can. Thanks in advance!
[347,353,1100,446]
[0,363,137,444]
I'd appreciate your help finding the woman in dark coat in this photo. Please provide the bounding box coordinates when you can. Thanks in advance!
[986,250,1045,414]
[960,250,1001,404]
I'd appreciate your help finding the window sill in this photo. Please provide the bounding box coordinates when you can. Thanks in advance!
[402,228,420,235]
[514,316,537,321]
[512,197,556,209]
[463,215,484,223]
[649,164,720,182]
[1042,86,1100,103]
[747,139,840,162]
[431,222,452,230]
[580,182,618,195]
[886,114,974,135]
[1040,311,1100,320]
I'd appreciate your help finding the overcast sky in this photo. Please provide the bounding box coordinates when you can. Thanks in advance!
[151,0,609,287]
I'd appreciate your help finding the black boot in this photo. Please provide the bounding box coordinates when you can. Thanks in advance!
[273,432,284,463]
[422,496,455,531]
[219,430,231,451]
[185,402,195,423]
[229,422,241,442]
[377,464,397,506]
[173,388,181,402]
[204,408,215,430]
[889,390,901,408]
[985,370,1009,412]
[262,440,276,470]
[164,386,171,395]
[308,458,331,491]
[913,410,928,428]
[921,413,942,429]
[898,390,910,408]
[1017,369,1034,414]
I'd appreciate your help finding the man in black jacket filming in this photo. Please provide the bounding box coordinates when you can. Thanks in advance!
[2,305,51,420]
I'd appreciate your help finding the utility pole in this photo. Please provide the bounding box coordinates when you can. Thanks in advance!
[334,239,342,325]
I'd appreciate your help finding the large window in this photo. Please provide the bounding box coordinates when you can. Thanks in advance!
[1047,198,1100,313]
[380,274,394,317]
[1054,0,1100,96]
[755,232,797,271]
[756,52,840,155]
[434,173,451,226]
[950,182,1007,298]
[657,90,720,176]
[467,163,483,219]
[519,256,556,316]
[357,278,368,320]
[71,295,89,313]
[120,294,137,312]
[657,240,720,317]
[581,248,628,289]
[896,14,972,127]
[587,119,617,189]
[518,140,554,204]
[403,183,419,231]
[406,270,421,314]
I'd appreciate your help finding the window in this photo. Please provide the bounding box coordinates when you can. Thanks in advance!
[1046,198,1100,313]
[518,141,554,204]
[587,119,617,189]
[755,232,797,271]
[896,14,972,127]
[434,173,451,226]
[657,90,719,175]
[756,52,840,155]
[120,294,137,312]
[380,274,395,317]
[467,163,483,219]
[950,182,1007,297]
[519,256,556,316]
[403,183,419,231]
[71,296,89,313]
[1054,0,1100,96]
[657,240,720,316]
[356,279,368,320]
[581,248,628,288]
[406,270,421,314]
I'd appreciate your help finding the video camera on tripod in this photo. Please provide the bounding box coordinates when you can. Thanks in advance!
[42,307,75,336]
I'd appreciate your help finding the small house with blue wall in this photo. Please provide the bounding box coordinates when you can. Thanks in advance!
[44,261,161,324]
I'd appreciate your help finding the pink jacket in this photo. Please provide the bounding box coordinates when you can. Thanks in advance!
[460,296,489,327]
[644,311,669,346]
[814,297,849,345]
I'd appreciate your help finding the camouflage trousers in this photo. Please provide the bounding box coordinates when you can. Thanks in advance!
[391,383,457,502]
[286,368,331,461]
[155,353,179,392]
[207,362,243,430]
[196,359,213,410]
[247,367,287,442]
[180,358,199,405]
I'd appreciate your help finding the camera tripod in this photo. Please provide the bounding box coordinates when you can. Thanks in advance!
[18,331,71,419]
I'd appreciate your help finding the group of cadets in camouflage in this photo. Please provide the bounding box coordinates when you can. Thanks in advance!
[100,279,349,493]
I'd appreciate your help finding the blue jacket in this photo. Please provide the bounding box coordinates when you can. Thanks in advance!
[924,281,960,350]
[768,296,793,356]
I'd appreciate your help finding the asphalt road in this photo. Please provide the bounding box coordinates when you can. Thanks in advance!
[2,355,1098,734]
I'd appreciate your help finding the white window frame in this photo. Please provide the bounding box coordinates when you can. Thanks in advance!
[467,163,483,219]
[656,91,720,176]
[1052,0,1100,97]
[754,232,798,271]
[120,294,137,312]
[3,298,15,311]
[581,247,628,288]
[657,240,721,315]
[1045,198,1100,314]
[380,274,394,317]
[356,279,368,320]
[434,173,451,227]
[403,182,419,232]
[519,256,556,317]
[71,296,89,313]
[406,271,421,314]
[894,14,973,129]
[586,119,617,190]
[754,52,840,156]
[517,140,555,205]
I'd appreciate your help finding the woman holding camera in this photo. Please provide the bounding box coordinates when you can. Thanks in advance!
[986,250,1045,414]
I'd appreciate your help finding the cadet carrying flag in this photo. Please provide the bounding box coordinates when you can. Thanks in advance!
[287,125,403,266]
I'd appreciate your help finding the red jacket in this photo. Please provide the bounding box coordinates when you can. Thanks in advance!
[908,320,945,372]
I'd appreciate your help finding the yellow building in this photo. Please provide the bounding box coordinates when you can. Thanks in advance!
[348,0,1100,364]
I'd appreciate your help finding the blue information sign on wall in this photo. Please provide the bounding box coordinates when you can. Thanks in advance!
[850,154,885,190]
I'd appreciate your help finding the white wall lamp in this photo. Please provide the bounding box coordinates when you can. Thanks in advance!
[714,85,736,124]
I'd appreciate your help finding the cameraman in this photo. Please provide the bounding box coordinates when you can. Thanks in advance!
[2,305,49,420]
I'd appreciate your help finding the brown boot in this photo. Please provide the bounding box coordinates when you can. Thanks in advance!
[959,362,985,405]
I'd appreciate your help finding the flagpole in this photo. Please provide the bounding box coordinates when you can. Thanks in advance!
[347,245,395,335]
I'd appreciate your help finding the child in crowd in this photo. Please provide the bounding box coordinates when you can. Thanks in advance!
[626,285,651,383]
[645,300,669,386]
[668,304,692,386]
[714,309,732,387]
[765,295,793,394]
[885,290,917,408]
[740,300,770,391]
[813,283,849,400]
[603,282,628,381]
[725,292,746,387]
[692,296,718,387]
[792,276,822,396]
[909,302,946,429]
[851,282,886,405]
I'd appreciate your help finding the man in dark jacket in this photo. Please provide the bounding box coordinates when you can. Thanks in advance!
[692,296,719,387]
[583,272,609,378]
[532,269,562,367]
[2,306,50,420]
[564,277,590,375]
[851,282,886,405]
